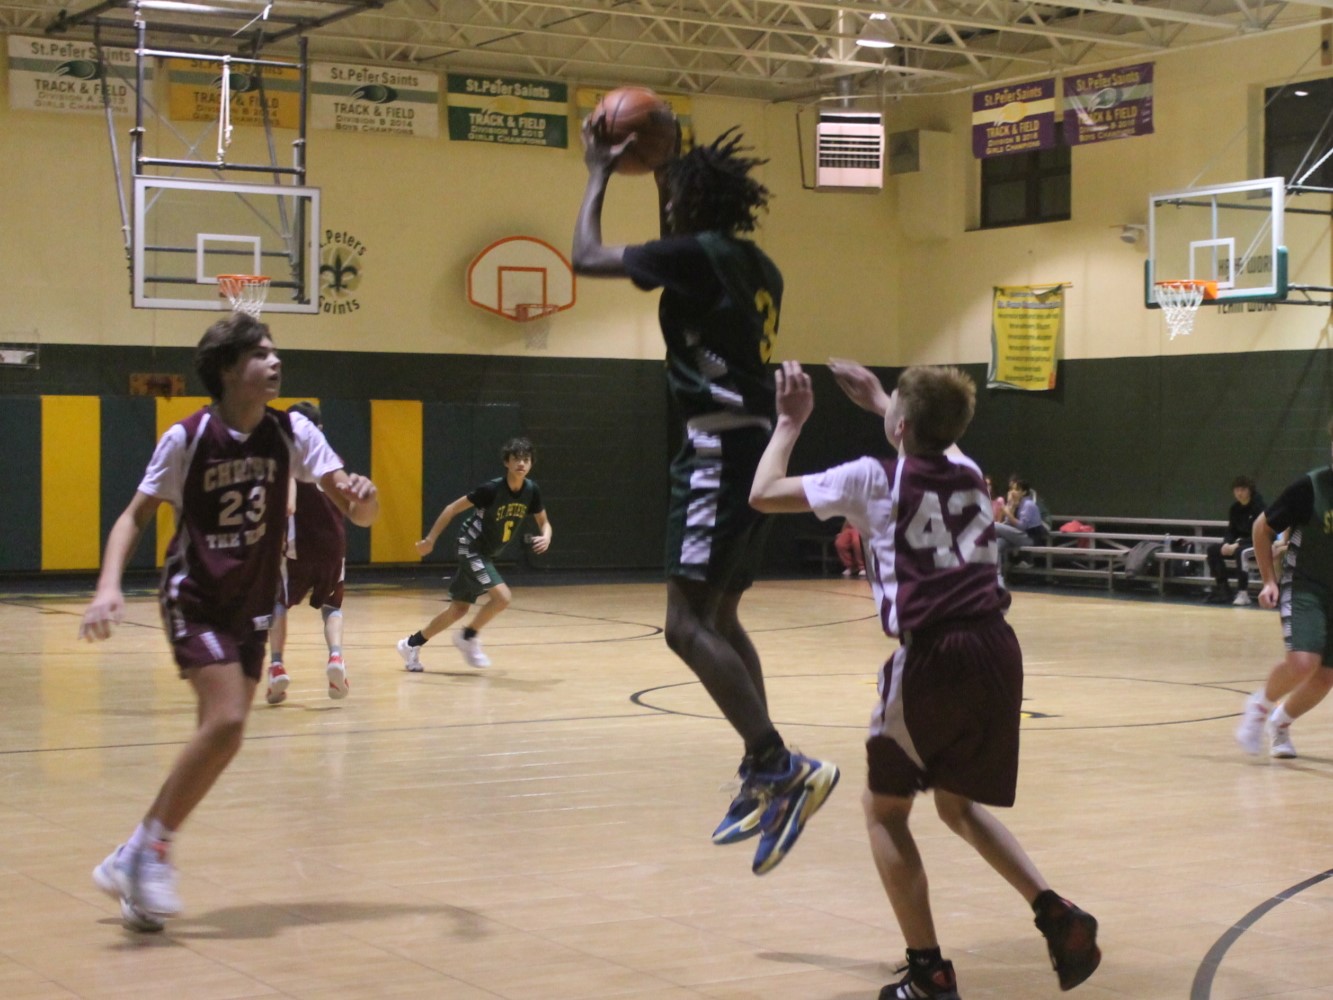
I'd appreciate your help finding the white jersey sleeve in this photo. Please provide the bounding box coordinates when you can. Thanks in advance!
[136,423,190,508]
[802,457,891,529]
[288,410,344,483]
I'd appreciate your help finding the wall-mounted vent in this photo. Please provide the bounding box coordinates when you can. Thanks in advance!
[816,111,884,191]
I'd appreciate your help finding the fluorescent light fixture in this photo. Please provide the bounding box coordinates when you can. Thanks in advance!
[858,12,899,49]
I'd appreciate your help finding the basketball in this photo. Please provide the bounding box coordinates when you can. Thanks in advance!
[594,86,678,175]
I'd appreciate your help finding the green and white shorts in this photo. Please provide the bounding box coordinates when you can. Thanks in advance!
[664,421,771,592]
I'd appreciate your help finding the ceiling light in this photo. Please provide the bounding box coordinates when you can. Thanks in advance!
[1293,89,1310,97]
[858,13,899,49]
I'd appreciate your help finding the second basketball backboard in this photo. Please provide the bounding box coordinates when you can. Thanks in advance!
[1146,177,1286,305]
[133,177,320,313]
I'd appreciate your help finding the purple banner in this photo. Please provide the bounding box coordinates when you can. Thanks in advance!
[972,79,1056,158]
[1063,63,1154,145]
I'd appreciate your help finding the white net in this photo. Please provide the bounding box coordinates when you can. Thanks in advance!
[1156,281,1206,340]
[217,275,271,317]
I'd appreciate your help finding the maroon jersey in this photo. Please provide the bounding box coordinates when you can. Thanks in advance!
[288,480,346,563]
[159,408,293,636]
[804,452,1008,637]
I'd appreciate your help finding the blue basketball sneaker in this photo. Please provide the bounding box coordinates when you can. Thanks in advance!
[712,758,765,845]
[750,752,839,875]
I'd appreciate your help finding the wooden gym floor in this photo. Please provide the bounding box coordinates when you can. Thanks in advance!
[2,576,1331,999]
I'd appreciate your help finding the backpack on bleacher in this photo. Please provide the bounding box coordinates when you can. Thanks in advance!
[1123,540,1164,578]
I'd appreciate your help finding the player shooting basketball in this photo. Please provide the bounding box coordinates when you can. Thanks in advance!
[572,113,838,877]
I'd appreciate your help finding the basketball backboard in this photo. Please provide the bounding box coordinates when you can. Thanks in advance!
[466,236,575,321]
[133,177,320,313]
[1146,177,1286,305]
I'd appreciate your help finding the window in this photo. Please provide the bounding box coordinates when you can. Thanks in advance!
[1265,77,1333,188]
[980,124,1071,228]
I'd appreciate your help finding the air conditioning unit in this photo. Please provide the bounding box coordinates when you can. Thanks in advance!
[816,111,884,191]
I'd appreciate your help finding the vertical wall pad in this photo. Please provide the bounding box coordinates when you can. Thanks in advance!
[100,397,158,571]
[41,396,101,570]
[370,400,423,563]
[321,400,371,565]
[0,398,41,571]
[420,403,472,560]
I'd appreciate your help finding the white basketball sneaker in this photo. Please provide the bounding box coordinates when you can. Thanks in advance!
[326,653,349,699]
[452,630,491,668]
[93,842,181,919]
[1269,722,1297,759]
[1235,692,1269,756]
[397,637,423,672]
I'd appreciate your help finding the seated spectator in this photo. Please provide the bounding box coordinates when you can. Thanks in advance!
[1206,475,1264,605]
[835,519,865,578]
[995,477,1047,561]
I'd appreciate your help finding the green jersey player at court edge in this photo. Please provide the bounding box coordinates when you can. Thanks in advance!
[1236,419,1333,759]
[573,120,838,877]
[397,437,551,670]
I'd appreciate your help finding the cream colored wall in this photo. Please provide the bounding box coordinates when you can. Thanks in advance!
[886,28,1332,366]
[2,31,1327,367]
[0,56,894,364]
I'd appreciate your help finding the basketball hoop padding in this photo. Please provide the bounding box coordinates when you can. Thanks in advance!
[217,274,271,317]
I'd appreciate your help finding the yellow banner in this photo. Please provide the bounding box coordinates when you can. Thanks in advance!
[988,285,1063,390]
[167,58,301,128]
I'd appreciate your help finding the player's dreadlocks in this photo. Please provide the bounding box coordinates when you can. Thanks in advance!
[665,126,771,235]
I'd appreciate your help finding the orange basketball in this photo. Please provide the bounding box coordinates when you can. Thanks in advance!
[595,86,678,175]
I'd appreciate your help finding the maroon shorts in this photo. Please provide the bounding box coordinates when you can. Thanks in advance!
[167,621,268,681]
[866,613,1023,807]
[281,557,345,611]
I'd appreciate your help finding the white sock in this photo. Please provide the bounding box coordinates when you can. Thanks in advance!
[1253,692,1276,711]
[1270,706,1294,729]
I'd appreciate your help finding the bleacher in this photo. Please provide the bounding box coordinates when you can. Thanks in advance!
[1006,515,1242,595]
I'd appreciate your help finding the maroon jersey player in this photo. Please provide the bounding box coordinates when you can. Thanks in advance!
[749,359,1099,999]
[267,401,351,705]
[79,314,379,931]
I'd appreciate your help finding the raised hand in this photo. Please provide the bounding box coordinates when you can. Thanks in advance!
[829,357,890,416]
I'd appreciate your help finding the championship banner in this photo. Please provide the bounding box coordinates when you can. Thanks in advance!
[446,74,568,148]
[167,58,301,128]
[7,35,146,115]
[988,285,1063,391]
[972,79,1056,158]
[311,62,439,137]
[574,87,695,153]
[1063,63,1154,146]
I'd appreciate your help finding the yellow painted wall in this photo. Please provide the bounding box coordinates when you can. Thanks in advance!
[0,30,1327,368]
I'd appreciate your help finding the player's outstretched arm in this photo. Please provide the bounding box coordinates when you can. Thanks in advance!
[751,360,816,514]
[829,357,891,417]
[572,116,635,276]
[530,510,553,554]
[416,496,473,556]
[79,491,162,641]
[322,469,380,528]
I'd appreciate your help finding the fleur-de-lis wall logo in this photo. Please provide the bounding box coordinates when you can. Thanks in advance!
[319,229,367,316]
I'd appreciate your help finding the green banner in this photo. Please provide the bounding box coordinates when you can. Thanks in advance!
[988,285,1063,390]
[446,74,568,147]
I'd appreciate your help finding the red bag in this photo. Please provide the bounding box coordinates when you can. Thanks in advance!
[1059,520,1094,549]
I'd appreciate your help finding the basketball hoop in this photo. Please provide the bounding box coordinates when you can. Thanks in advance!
[1155,280,1217,340]
[217,274,271,317]
[513,303,559,322]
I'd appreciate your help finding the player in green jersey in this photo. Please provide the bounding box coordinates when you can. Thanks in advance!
[396,437,551,670]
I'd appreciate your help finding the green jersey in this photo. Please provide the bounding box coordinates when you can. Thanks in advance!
[623,231,782,424]
[457,476,543,558]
